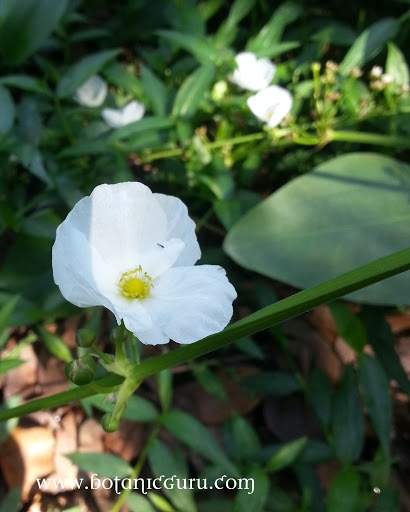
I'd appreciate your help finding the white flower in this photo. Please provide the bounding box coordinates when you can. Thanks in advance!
[370,66,383,79]
[102,101,145,128]
[74,75,108,107]
[381,73,394,85]
[247,85,292,128]
[231,52,276,91]
[52,182,236,345]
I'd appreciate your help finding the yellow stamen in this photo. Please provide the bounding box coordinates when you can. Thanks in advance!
[118,265,153,299]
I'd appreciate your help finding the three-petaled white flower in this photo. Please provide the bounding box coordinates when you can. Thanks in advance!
[102,100,145,128]
[74,75,108,107]
[247,85,292,128]
[231,52,276,92]
[52,183,236,345]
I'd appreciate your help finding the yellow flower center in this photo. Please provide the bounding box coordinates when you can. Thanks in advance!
[118,266,153,299]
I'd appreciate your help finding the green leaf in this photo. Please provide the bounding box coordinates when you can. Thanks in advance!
[0,295,20,346]
[331,365,364,463]
[0,358,24,375]
[340,18,399,74]
[140,64,167,117]
[0,85,15,134]
[373,487,400,512]
[0,487,21,512]
[224,153,410,305]
[327,468,360,512]
[66,452,132,479]
[126,493,156,512]
[158,30,225,64]
[358,354,392,455]
[58,139,111,158]
[57,49,120,98]
[18,97,42,147]
[386,42,409,90]
[266,437,307,472]
[172,64,216,119]
[265,486,298,512]
[328,301,367,351]
[148,439,196,512]
[193,364,227,402]
[215,0,256,45]
[161,410,239,476]
[106,117,173,142]
[223,414,261,461]
[247,1,302,56]
[1,246,410,422]
[242,371,300,396]
[157,368,173,411]
[233,467,269,512]
[0,75,49,94]
[85,394,158,423]
[307,369,332,426]
[37,326,72,363]
[0,0,68,66]
[360,309,410,395]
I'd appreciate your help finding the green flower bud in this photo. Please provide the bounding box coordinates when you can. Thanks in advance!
[102,413,120,433]
[65,355,96,385]
[75,328,96,348]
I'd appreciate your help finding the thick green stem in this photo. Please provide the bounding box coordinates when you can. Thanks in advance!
[327,130,410,148]
[1,246,409,422]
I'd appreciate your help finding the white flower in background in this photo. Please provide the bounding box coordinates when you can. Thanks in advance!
[102,101,145,128]
[370,66,383,79]
[231,52,276,91]
[52,183,236,345]
[74,75,108,107]
[247,85,292,128]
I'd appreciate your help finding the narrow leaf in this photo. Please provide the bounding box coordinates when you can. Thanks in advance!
[329,301,367,351]
[328,468,360,512]
[386,42,409,90]
[0,85,15,134]
[0,358,24,375]
[66,452,132,479]
[140,64,167,116]
[37,326,72,363]
[107,117,173,142]
[358,354,392,455]
[233,467,268,512]
[266,437,307,472]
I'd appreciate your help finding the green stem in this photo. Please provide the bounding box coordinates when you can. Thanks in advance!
[1,246,409,422]
[129,333,140,364]
[327,130,410,148]
[109,419,162,512]
[91,344,114,365]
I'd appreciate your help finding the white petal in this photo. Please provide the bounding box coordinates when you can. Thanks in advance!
[154,193,201,266]
[247,85,292,128]
[74,75,108,107]
[232,52,275,91]
[136,265,237,344]
[102,100,145,128]
[139,237,185,278]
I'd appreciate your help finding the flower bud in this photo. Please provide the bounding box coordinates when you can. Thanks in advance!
[65,356,96,385]
[102,413,120,432]
[75,328,96,348]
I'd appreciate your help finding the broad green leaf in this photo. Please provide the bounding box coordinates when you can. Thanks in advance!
[233,467,269,512]
[266,437,307,472]
[158,30,223,64]
[38,327,72,363]
[331,365,364,464]
[328,301,367,351]
[127,493,156,512]
[193,364,227,402]
[106,117,173,142]
[247,1,302,56]
[140,64,167,116]
[0,358,24,375]
[340,18,399,74]
[223,414,261,461]
[307,369,332,426]
[242,371,300,396]
[386,42,409,90]
[148,439,196,512]
[85,394,158,422]
[57,49,120,98]
[172,64,216,119]
[360,309,410,395]
[0,75,49,94]
[66,452,132,479]
[1,247,410,422]
[0,0,68,66]
[0,486,20,512]
[0,85,15,134]
[224,153,410,305]
[358,354,392,455]
[310,21,357,46]
[327,468,360,512]
[161,410,239,476]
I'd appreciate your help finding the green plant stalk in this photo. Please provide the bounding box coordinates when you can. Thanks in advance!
[54,96,74,144]
[327,130,410,148]
[1,247,409,422]
[109,419,162,512]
